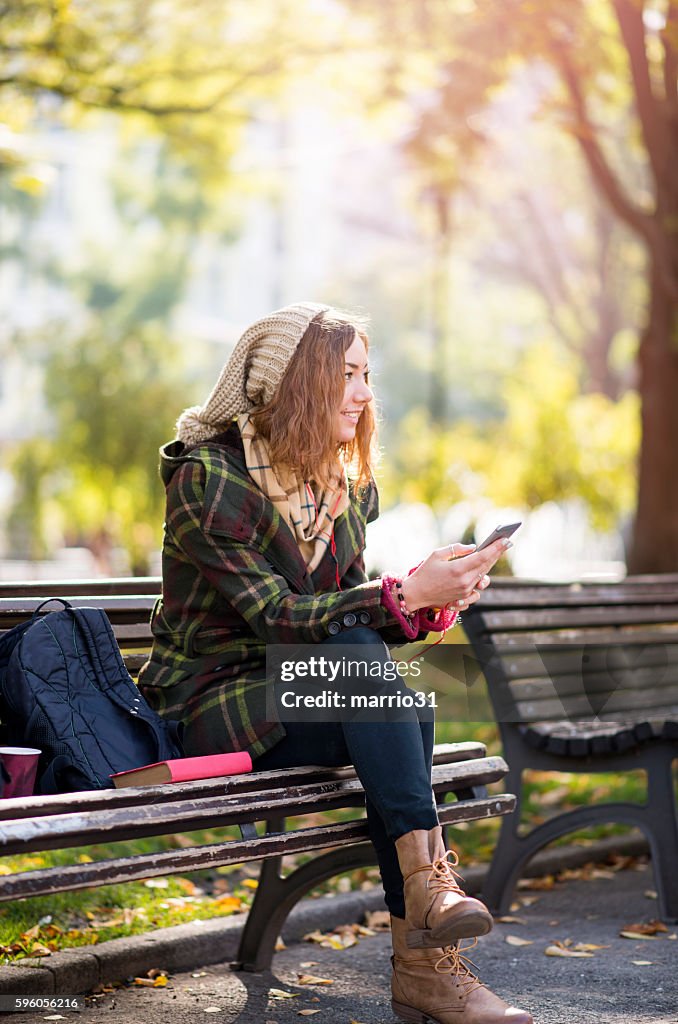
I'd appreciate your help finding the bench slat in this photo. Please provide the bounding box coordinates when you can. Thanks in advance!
[0,742,487,821]
[0,794,516,903]
[499,646,678,680]
[483,605,678,630]
[489,627,678,648]
[0,756,508,855]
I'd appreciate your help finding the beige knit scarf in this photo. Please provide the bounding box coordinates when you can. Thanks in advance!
[236,414,349,573]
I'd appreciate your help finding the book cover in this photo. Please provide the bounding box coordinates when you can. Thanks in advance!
[110,751,253,788]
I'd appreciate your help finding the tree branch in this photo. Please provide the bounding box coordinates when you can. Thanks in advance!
[554,42,655,238]
[662,0,678,116]
[612,0,671,188]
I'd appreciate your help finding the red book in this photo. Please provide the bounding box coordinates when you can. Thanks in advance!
[110,752,252,788]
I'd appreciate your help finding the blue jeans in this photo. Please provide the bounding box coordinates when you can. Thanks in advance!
[253,627,439,918]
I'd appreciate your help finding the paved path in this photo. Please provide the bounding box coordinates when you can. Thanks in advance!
[8,863,678,1023]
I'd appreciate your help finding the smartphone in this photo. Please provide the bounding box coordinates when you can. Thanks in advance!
[475,521,522,551]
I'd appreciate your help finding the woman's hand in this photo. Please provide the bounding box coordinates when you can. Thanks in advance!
[399,538,511,613]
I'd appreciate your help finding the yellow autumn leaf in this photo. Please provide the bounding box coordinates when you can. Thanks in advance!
[620,932,660,941]
[241,879,258,889]
[212,895,242,912]
[505,935,533,946]
[269,989,298,999]
[153,975,169,987]
[631,960,654,966]
[78,854,93,863]
[297,974,334,985]
[569,943,609,952]
[274,936,287,951]
[29,942,52,957]
[545,944,594,958]
[496,916,527,925]
[133,978,157,987]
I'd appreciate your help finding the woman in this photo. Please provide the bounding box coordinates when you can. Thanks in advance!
[139,302,532,1024]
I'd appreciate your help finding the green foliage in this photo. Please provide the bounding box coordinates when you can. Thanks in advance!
[7,321,189,573]
[381,341,639,531]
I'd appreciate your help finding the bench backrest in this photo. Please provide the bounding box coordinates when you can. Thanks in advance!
[0,582,161,677]
[462,577,678,728]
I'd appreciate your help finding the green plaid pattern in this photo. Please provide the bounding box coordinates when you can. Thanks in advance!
[138,424,403,758]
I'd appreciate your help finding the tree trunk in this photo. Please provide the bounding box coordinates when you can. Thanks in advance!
[627,263,678,572]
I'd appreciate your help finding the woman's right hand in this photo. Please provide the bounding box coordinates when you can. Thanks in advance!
[399,538,511,613]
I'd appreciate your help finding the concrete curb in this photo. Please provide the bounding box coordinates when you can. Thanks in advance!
[0,833,649,996]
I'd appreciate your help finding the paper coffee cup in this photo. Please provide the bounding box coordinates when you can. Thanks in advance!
[0,747,42,799]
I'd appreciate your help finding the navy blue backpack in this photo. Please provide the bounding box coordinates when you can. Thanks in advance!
[0,599,182,794]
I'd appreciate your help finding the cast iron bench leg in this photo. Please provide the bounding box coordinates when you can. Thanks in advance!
[645,744,678,923]
[232,818,376,972]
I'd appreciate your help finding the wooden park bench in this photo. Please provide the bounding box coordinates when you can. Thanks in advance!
[0,579,516,973]
[463,575,678,924]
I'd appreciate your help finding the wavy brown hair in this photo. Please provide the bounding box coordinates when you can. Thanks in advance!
[250,309,377,490]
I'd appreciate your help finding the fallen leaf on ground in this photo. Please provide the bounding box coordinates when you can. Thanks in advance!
[631,961,654,966]
[43,1017,66,1021]
[269,989,299,999]
[495,916,527,926]
[644,890,658,900]
[203,1008,223,1013]
[212,895,242,913]
[620,920,668,936]
[505,935,533,946]
[25,941,51,956]
[300,962,319,968]
[364,910,391,930]
[545,942,594,958]
[569,943,609,952]
[274,936,287,951]
[620,931,660,941]
[297,974,334,985]
[297,1011,321,1016]
[241,879,258,889]
[517,876,555,891]
[133,978,157,987]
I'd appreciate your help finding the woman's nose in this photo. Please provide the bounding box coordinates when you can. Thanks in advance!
[355,380,373,403]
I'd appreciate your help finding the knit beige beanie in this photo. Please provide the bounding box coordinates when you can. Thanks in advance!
[176,302,329,445]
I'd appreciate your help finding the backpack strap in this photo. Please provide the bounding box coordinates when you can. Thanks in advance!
[32,598,73,621]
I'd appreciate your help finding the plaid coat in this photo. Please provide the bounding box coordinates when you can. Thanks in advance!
[138,422,413,759]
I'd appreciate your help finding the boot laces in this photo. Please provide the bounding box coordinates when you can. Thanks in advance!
[426,849,465,896]
[434,938,484,996]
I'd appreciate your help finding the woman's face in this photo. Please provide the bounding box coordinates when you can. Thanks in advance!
[335,333,373,444]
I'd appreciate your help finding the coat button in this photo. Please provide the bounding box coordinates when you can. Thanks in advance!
[343,612,357,628]
[359,611,371,625]
[328,621,341,635]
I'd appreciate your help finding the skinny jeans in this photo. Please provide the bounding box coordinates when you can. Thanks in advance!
[252,627,439,919]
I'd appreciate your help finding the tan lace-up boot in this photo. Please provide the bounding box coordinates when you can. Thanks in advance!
[390,915,533,1024]
[395,826,493,948]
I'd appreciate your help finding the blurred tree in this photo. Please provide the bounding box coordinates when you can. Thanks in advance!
[354,0,678,572]
[380,341,640,534]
